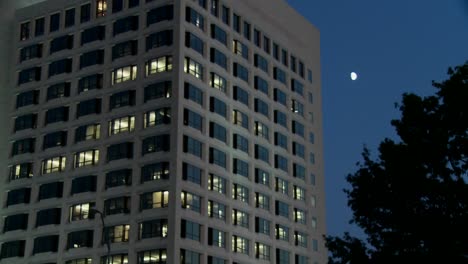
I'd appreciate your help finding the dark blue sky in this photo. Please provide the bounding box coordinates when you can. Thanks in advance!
[287,0,468,236]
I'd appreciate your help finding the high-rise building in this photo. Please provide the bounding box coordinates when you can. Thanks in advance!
[0,0,325,263]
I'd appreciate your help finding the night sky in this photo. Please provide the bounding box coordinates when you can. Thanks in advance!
[287,0,468,236]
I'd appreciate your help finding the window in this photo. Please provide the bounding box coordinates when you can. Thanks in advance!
[76,98,101,118]
[145,81,172,102]
[208,174,226,194]
[137,249,167,264]
[112,40,138,60]
[33,235,59,254]
[19,44,42,62]
[206,229,227,252]
[254,121,269,140]
[232,110,248,129]
[209,147,226,168]
[102,254,129,264]
[81,3,91,23]
[232,183,249,204]
[146,56,172,76]
[254,98,269,117]
[74,150,99,168]
[14,114,37,131]
[67,230,94,249]
[275,200,289,218]
[255,192,270,210]
[110,90,136,110]
[113,16,139,36]
[3,214,28,232]
[46,82,70,102]
[276,177,289,196]
[294,208,307,224]
[106,169,132,189]
[139,219,168,239]
[243,21,251,40]
[293,163,306,180]
[210,48,227,70]
[274,67,287,84]
[36,208,61,227]
[35,18,45,36]
[277,249,290,264]
[139,161,169,183]
[233,63,249,83]
[181,191,201,213]
[182,162,202,185]
[254,54,269,73]
[233,134,248,153]
[292,121,305,137]
[209,97,227,118]
[80,49,104,69]
[291,79,304,96]
[96,0,107,17]
[104,196,131,215]
[186,32,204,55]
[210,0,219,16]
[142,134,170,155]
[49,58,72,77]
[81,25,105,45]
[50,34,72,53]
[263,36,270,53]
[9,163,33,181]
[233,86,249,106]
[180,249,200,264]
[183,135,203,158]
[255,144,269,164]
[69,202,94,221]
[233,159,249,178]
[78,74,103,93]
[274,110,287,128]
[6,188,30,206]
[18,67,41,85]
[75,123,100,142]
[184,57,203,80]
[113,0,123,13]
[254,29,261,47]
[255,242,270,260]
[109,116,135,135]
[209,122,227,143]
[294,231,308,247]
[233,13,240,32]
[147,5,174,26]
[255,168,270,186]
[254,76,269,95]
[181,219,200,241]
[41,156,66,174]
[144,107,171,127]
[290,56,297,73]
[208,200,226,220]
[296,255,308,264]
[308,69,313,83]
[183,109,203,131]
[282,49,288,66]
[107,142,133,161]
[232,40,248,60]
[112,65,137,84]
[232,209,249,229]
[186,7,204,31]
[292,99,304,116]
[11,138,35,156]
[104,225,130,243]
[275,154,288,172]
[276,224,289,241]
[232,235,249,255]
[140,191,169,210]
[0,240,25,259]
[38,182,63,200]
[50,13,60,32]
[222,5,229,24]
[129,0,139,8]
[312,239,319,252]
[211,24,227,45]
[146,30,173,51]
[184,82,203,105]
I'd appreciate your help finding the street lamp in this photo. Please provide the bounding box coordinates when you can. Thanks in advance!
[90,208,110,264]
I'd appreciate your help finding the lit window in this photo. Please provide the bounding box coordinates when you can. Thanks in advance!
[104,224,130,243]
[96,0,107,17]
[137,249,167,264]
[144,108,171,128]
[232,209,249,228]
[294,231,308,248]
[184,57,203,80]
[208,174,226,194]
[69,202,94,221]
[140,191,169,210]
[74,150,99,168]
[181,191,201,213]
[109,116,135,135]
[232,235,249,255]
[42,156,66,174]
[294,186,306,201]
[111,65,137,85]
[255,242,270,260]
[146,56,173,76]
[275,224,289,241]
[208,200,226,220]
[294,208,306,224]
[210,72,227,92]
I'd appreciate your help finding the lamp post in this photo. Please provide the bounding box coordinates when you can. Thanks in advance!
[90,208,110,264]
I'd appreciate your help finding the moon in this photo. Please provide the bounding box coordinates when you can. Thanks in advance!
[350,72,358,81]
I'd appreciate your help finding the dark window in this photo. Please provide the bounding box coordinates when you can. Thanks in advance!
[273,43,279,60]
[50,35,74,54]
[182,162,201,185]
[233,158,249,177]
[291,79,304,96]
[184,109,203,131]
[209,122,227,143]
[104,197,131,215]
[76,98,102,118]
[67,230,94,249]
[210,48,227,69]
[299,61,305,78]
[254,54,269,73]
[47,82,70,100]
[71,176,97,194]
[81,25,105,45]
[254,28,261,47]
[35,18,45,36]
[36,208,61,227]
[81,4,91,23]
[254,76,269,95]
[185,32,204,55]
[263,36,270,54]
[3,214,28,232]
[141,162,169,183]
[282,49,288,66]
[20,44,42,62]
[233,13,240,32]
[209,147,226,168]
[139,219,168,239]
[18,67,41,85]
[48,58,72,77]
[275,132,288,149]
[144,81,172,102]
[233,134,249,153]
[6,188,31,206]
[43,131,67,149]
[78,74,103,93]
[112,40,138,60]
[290,55,297,73]
[243,21,251,40]
[38,182,63,200]
[0,240,25,259]
[292,120,305,137]
[11,138,35,156]
[211,24,227,46]
[274,110,287,128]
[20,22,30,41]
[222,5,229,25]
[113,0,123,13]
[183,135,203,158]
[184,82,203,106]
[233,86,249,106]
[274,88,287,106]
[146,30,173,51]
[16,90,39,108]
[113,16,139,36]
[110,90,136,110]
[209,97,227,118]
[45,107,68,124]
[254,98,269,117]
[233,63,248,82]
[33,235,59,254]
[106,169,132,189]
[186,7,204,31]
[14,114,37,131]
[50,13,60,32]
[128,0,139,8]
[65,8,76,27]
[255,144,270,164]
[275,155,288,172]
[141,134,170,155]
[107,142,133,161]
[9,162,33,181]
[80,49,104,68]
